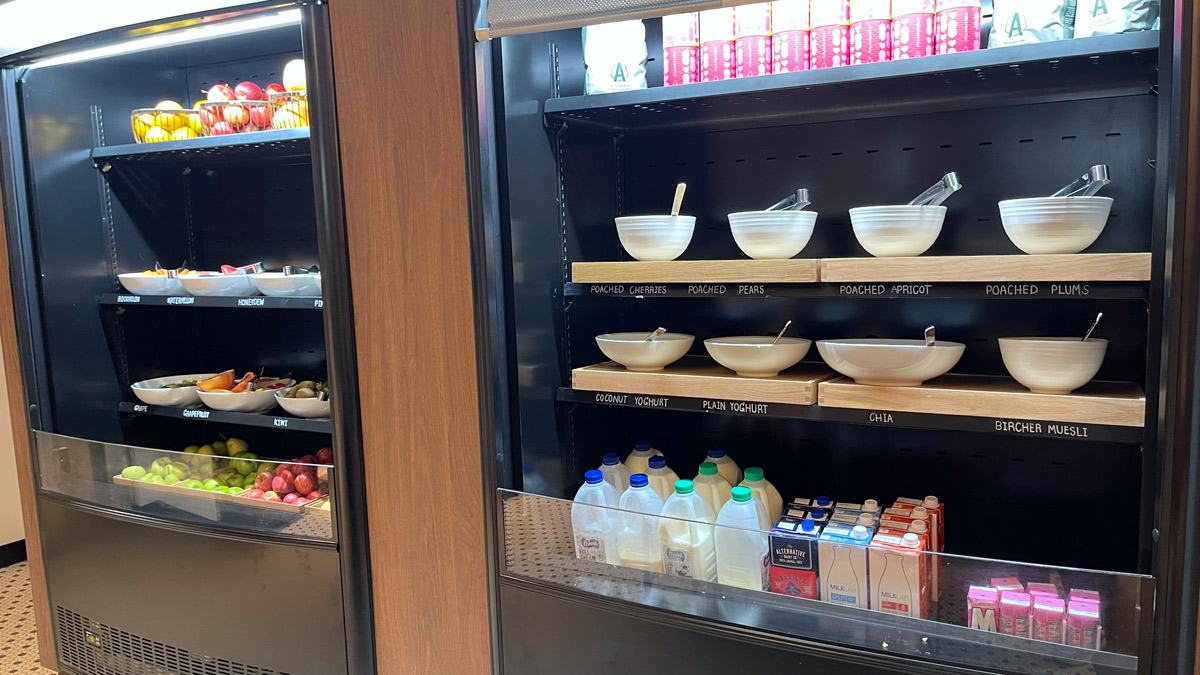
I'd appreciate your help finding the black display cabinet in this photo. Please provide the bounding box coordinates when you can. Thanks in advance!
[0,4,372,675]
[463,1,1199,674]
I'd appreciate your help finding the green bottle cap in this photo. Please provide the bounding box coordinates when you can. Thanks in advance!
[698,462,717,476]
[674,479,694,495]
[744,467,764,482]
[731,486,752,502]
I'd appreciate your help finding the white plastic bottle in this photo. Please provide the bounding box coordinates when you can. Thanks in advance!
[598,451,631,494]
[740,466,784,524]
[659,479,718,581]
[703,446,742,487]
[693,461,732,513]
[571,469,618,565]
[645,454,680,501]
[617,473,665,571]
[624,440,658,475]
[715,486,770,590]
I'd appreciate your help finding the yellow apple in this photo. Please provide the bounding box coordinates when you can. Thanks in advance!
[282,59,306,91]
[144,126,169,143]
[172,127,196,141]
[155,100,183,110]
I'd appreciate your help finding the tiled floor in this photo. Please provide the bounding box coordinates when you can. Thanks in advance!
[0,561,50,674]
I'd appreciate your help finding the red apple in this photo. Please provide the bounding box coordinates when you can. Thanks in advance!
[271,469,295,494]
[294,472,317,496]
[254,471,276,492]
[276,463,295,475]
[295,497,311,505]
[283,493,302,505]
[210,121,235,136]
[234,81,264,101]
[206,83,235,102]
[223,104,250,128]
[307,490,323,500]
[263,491,282,502]
[316,447,334,464]
[265,83,286,98]
[249,104,271,129]
[199,106,220,128]
[245,489,265,500]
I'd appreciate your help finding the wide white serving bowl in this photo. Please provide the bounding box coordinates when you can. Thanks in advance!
[728,211,818,260]
[198,380,295,413]
[704,336,812,377]
[817,338,965,386]
[130,373,216,407]
[596,332,694,372]
[251,272,322,297]
[179,274,257,297]
[998,196,1112,254]
[614,215,696,262]
[275,390,332,418]
[848,205,947,257]
[999,337,1108,394]
[118,273,186,297]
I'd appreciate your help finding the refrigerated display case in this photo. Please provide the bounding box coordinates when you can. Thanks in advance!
[0,4,372,674]
[463,1,1198,673]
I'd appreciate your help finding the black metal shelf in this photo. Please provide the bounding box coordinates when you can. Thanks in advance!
[545,32,1160,133]
[101,293,323,309]
[556,387,1143,443]
[92,128,311,165]
[563,281,1148,300]
[119,401,331,433]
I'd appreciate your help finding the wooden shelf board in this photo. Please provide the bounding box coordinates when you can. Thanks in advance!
[819,253,1151,283]
[571,259,820,284]
[572,357,836,405]
[818,374,1145,427]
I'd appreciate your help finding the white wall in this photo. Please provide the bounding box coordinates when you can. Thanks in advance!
[0,331,22,547]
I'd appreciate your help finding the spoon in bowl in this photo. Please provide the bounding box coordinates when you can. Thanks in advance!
[909,172,962,207]
[1051,165,1110,198]
[1081,312,1104,342]
[766,189,811,212]
[671,183,687,216]
[643,327,667,342]
[924,325,936,347]
[770,320,794,347]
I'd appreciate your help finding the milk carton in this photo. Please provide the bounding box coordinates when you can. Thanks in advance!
[1033,596,1066,644]
[571,470,619,564]
[1065,600,1101,649]
[715,486,770,590]
[660,480,718,581]
[999,591,1033,638]
[967,586,1000,632]
[790,498,813,509]
[806,507,830,525]
[782,506,809,522]
[818,523,872,608]
[811,496,833,511]
[770,0,810,73]
[869,532,928,618]
[770,518,821,599]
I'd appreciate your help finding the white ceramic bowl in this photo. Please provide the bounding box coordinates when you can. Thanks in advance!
[614,215,696,262]
[848,205,947,257]
[275,390,332,418]
[315,274,322,291]
[704,336,812,377]
[998,196,1112,254]
[596,332,694,372]
[198,380,295,413]
[999,337,1108,394]
[118,273,186,296]
[728,211,818,259]
[130,373,216,407]
[179,274,257,297]
[250,272,322,297]
[817,338,965,386]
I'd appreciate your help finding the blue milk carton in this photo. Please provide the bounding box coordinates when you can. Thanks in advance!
[818,523,872,608]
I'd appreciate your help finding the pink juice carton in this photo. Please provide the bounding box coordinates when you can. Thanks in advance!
[935,0,981,55]
[868,532,928,619]
[1026,582,1060,599]
[1065,600,1101,649]
[770,0,810,74]
[968,586,1000,632]
[849,0,891,65]
[1069,588,1100,604]
[699,8,737,82]
[662,12,700,86]
[991,577,1024,594]
[809,0,849,69]
[999,591,1033,638]
[735,3,773,78]
[1033,596,1066,644]
[891,0,935,59]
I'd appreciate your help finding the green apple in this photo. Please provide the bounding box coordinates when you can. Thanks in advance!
[168,462,190,479]
[225,474,244,488]
[217,486,235,495]
[150,457,173,477]
[181,479,203,490]
[162,474,180,486]
[212,440,228,455]
[256,462,278,474]
[225,438,249,456]
[232,452,258,475]
[202,479,221,491]
[121,465,147,480]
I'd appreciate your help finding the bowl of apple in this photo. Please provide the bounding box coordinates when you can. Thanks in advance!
[196,370,295,413]
[275,380,331,418]
[131,101,202,143]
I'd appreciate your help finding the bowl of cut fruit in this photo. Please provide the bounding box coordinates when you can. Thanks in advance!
[275,380,331,418]
[118,267,192,296]
[196,370,295,413]
[131,373,215,407]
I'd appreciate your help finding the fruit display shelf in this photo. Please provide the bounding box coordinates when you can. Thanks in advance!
[118,401,331,433]
[92,127,310,166]
[101,293,324,309]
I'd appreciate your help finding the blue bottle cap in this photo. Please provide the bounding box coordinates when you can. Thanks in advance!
[811,508,826,519]
[816,496,831,507]
[634,440,652,451]
[801,519,816,533]
[602,452,620,465]
[648,455,667,469]
[707,447,726,458]
[584,470,604,484]
[630,473,649,488]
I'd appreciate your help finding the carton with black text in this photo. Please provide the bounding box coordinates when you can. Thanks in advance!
[770,519,822,599]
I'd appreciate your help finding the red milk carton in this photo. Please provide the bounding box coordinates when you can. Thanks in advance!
[1026,582,1060,600]
[991,577,1024,594]
[662,12,700,86]
[999,591,1033,638]
[810,0,849,69]
[935,0,981,55]
[1033,596,1066,644]
[868,531,928,619]
[849,0,891,64]
[769,519,821,599]
[771,1,810,73]
[735,3,773,78]
[700,8,737,82]
[891,0,936,59]
[968,586,1000,632]
[1065,600,1101,649]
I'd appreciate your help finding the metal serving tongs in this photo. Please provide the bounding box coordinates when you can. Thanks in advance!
[924,325,937,347]
[766,188,811,212]
[1050,164,1110,197]
[908,172,963,207]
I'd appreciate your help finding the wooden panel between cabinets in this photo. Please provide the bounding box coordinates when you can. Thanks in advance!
[818,375,1146,427]
[571,259,820,284]
[820,252,1152,283]
[328,0,491,674]
[573,358,835,404]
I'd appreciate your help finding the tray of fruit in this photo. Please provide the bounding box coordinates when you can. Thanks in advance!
[232,453,329,515]
[275,380,331,418]
[131,101,202,143]
[196,370,294,413]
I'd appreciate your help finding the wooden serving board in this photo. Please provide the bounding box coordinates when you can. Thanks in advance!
[819,253,1151,283]
[571,259,820,284]
[572,357,836,405]
[817,374,1146,427]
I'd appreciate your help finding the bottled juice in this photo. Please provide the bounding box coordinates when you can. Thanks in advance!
[693,461,733,513]
[660,480,718,581]
[571,469,619,564]
[704,446,742,487]
[645,454,680,501]
[715,486,770,590]
[624,440,658,474]
[739,466,783,523]
[598,451,630,494]
[617,474,665,571]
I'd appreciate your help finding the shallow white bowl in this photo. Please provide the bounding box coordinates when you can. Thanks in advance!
[999,337,1108,394]
[131,373,216,407]
[251,273,322,297]
[728,210,818,259]
[848,205,947,257]
[817,338,965,386]
[999,196,1112,254]
[179,274,257,297]
[704,336,812,377]
[596,332,694,372]
[198,380,294,413]
[615,215,696,262]
[118,273,186,297]
[275,390,332,418]
[315,274,322,291]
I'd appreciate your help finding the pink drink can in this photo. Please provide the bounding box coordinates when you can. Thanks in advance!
[663,12,700,86]
[850,0,890,64]
[735,3,773,78]
[810,0,848,69]
[891,0,935,59]
[1033,596,1066,644]
[700,8,736,81]
[999,591,1032,638]
[771,0,810,73]
[935,0,981,54]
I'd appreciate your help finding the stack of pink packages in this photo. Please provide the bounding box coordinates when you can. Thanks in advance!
[967,578,1102,649]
